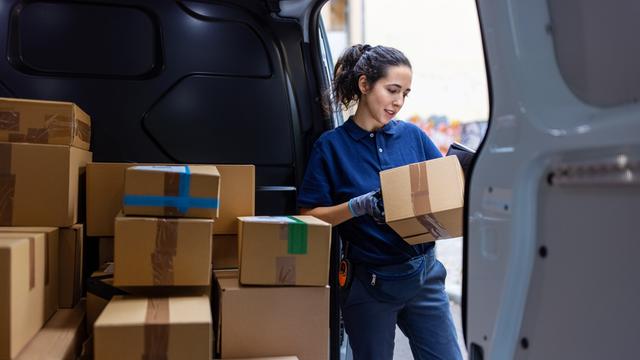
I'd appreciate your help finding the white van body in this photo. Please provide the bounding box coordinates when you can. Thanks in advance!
[466,0,640,359]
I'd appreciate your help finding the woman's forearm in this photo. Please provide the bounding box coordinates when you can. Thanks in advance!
[300,202,353,226]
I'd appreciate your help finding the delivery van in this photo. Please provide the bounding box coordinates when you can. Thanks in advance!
[1,0,637,359]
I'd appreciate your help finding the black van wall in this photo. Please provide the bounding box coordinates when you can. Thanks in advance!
[0,0,322,215]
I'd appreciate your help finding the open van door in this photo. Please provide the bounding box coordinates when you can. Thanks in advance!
[467,0,640,358]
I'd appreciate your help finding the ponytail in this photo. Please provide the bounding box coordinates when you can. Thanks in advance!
[330,44,411,111]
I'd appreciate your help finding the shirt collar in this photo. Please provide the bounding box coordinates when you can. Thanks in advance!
[344,117,399,141]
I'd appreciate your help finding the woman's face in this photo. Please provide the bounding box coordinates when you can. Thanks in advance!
[358,65,412,129]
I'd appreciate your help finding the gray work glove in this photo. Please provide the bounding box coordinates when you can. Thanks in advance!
[348,189,385,223]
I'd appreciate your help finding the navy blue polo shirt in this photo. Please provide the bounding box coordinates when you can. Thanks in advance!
[297,118,442,266]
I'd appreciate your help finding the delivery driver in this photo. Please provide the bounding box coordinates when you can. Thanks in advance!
[298,44,462,359]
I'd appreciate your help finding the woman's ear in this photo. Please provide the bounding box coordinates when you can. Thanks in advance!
[358,74,369,95]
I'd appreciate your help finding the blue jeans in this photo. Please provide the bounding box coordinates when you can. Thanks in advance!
[341,250,462,360]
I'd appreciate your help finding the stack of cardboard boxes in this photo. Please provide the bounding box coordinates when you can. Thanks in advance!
[92,165,220,359]
[83,163,256,333]
[213,215,332,360]
[0,97,91,359]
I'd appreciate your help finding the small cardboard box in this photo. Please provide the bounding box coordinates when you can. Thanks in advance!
[114,214,213,287]
[59,225,83,309]
[86,163,254,236]
[380,156,464,244]
[0,97,91,150]
[15,299,86,360]
[0,142,92,227]
[94,296,212,360]
[123,165,220,219]
[238,216,331,286]
[214,270,329,360]
[0,234,47,359]
[0,227,59,319]
[212,234,238,270]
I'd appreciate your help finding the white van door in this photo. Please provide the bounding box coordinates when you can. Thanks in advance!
[467,0,640,359]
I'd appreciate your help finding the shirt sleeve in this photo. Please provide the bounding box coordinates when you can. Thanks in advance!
[297,141,334,208]
[419,128,443,160]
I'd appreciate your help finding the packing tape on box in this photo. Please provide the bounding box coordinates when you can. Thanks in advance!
[75,119,91,143]
[409,162,431,215]
[0,143,15,225]
[143,298,170,360]
[272,216,308,285]
[409,162,449,240]
[151,219,178,285]
[123,165,219,215]
[44,113,76,142]
[2,111,88,145]
[276,256,296,285]
[0,111,19,130]
[285,216,308,255]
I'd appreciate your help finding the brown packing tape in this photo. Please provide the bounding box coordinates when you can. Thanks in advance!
[76,120,91,143]
[276,223,297,284]
[0,110,19,130]
[409,162,431,215]
[0,143,14,225]
[44,113,73,140]
[29,236,35,290]
[151,219,178,285]
[409,162,451,240]
[143,298,170,360]
[278,223,288,241]
[164,172,181,216]
[26,128,49,143]
[415,214,450,240]
[276,256,296,285]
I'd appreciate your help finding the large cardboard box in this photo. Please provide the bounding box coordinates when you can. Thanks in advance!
[380,156,464,244]
[59,225,83,308]
[15,299,86,360]
[238,216,331,286]
[94,296,212,360]
[212,234,238,269]
[87,163,254,236]
[123,165,220,219]
[114,214,213,287]
[214,271,329,360]
[0,142,92,227]
[0,97,91,150]
[0,228,59,319]
[0,234,47,360]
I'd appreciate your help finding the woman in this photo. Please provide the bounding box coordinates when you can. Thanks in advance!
[298,44,462,360]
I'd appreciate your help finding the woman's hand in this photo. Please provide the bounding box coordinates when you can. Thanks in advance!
[348,189,386,223]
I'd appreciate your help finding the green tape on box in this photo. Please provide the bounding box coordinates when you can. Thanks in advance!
[286,216,307,254]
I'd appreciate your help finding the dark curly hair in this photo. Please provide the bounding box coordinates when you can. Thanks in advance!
[331,44,411,110]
